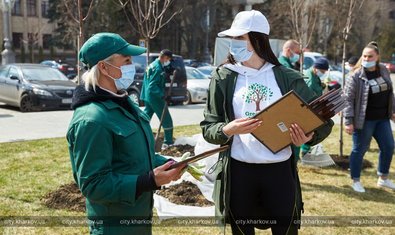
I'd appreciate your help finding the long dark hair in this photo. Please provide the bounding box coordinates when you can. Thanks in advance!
[223,32,281,66]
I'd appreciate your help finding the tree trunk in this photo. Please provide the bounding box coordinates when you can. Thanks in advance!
[146,39,150,67]
[339,39,347,158]
[77,0,84,85]
[255,101,260,112]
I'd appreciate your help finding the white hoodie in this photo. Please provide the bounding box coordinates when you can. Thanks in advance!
[225,62,292,164]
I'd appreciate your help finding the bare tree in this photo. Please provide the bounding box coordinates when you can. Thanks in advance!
[339,0,365,157]
[63,0,96,84]
[117,0,182,65]
[288,0,319,72]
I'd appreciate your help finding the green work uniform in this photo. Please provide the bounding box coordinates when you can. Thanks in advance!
[278,55,294,69]
[305,67,323,97]
[140,58,174,144]
[302,68,325,154]
[201,65,334,231]
[67,94,168,235]
[279,54,303,158]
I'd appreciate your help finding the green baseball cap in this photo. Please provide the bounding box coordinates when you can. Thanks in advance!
[79,32,146,68]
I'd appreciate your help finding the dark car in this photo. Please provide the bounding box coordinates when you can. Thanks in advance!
[0,64,77,112]
[128,53,188,106]
[40,60,77,79]
[184,59,211,68]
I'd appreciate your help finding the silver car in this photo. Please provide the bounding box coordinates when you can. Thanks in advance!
[184,66,210,104]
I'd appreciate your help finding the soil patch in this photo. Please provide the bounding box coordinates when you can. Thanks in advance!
[160,144,195,157]
[156,181,214,207]
[42,183,85,212]
[331,154,373,171]
[42,144,205,212]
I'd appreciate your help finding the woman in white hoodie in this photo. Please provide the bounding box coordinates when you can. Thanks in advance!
[201,10,334,235]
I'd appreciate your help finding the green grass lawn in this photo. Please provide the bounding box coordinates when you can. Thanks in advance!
[0,125,394,235]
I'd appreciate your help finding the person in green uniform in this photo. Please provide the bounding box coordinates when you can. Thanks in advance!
[66,33,186,235]
[140,49,174,149]
[304,57,329,97]
[301,57,329,156]
[278,39,303,159]
[278,39,301,70]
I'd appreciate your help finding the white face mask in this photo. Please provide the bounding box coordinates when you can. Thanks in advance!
[105,62,136,91]
[316,70,326,78]
[229,39,253,62]
[163,61,170,67]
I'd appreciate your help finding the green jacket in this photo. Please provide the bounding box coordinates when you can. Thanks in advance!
[140,58,166,102]
[305,67,323,96]
[278,55,294,69]
[200,65,334,228]
[67,98,168,235]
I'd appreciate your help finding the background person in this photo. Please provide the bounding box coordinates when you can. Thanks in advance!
[201,10,333,235]
[305,57,329,97]
[300,58,329,156]
[278,39,301,70]
[344,41,395,193]
[140,49,174,149]
[67,33,185,234]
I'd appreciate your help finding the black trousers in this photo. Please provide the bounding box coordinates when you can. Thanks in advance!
[229,157,298,235]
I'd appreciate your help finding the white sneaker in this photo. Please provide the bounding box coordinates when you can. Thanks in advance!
[351,181,365,193]
[377,178,395,190]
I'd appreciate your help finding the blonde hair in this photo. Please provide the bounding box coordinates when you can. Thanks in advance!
[283,39,300,50]
[82,54,118,91]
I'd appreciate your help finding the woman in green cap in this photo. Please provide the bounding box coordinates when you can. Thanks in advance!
[66,32,186,235]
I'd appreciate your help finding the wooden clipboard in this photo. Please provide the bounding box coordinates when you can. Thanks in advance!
[251,90,325,153]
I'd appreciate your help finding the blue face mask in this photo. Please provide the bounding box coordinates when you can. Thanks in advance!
[362,60,376,69]
[290,52,300,63]
[105,62,136,91]
[316,70,326,78]
[229,39,253,62]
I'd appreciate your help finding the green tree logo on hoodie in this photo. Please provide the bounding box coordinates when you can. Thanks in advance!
[243,83,273,111]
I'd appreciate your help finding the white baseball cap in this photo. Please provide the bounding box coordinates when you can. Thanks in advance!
[218,10,270,37]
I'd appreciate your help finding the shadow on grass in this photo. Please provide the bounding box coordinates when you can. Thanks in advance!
[299,167,348,177]
[367,148,380,153]
[302,182,395,204]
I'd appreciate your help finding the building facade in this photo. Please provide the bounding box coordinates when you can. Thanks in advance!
[0,0,75,63]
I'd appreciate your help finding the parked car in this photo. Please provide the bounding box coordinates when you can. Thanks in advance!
[183,66,210,104]
[383,61,395,73]
[40,60,77,79]
[0,64,77,112]
[127,53,188,106]
[183,59,211,68]
[196,65,216,79]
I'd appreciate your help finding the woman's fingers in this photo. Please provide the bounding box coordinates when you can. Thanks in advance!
[238,119,262,134]
[289,124,313,146]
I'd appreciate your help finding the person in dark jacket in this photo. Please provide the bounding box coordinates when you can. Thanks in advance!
[344,41,395,193]
[201,10,333,235]
[67,33,186,235]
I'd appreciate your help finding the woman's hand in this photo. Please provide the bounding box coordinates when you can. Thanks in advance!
[391,113,395,122]
[153,161,186,186]
[345,124,354,135]
[289,124,314,147]
[222,118,262,137]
